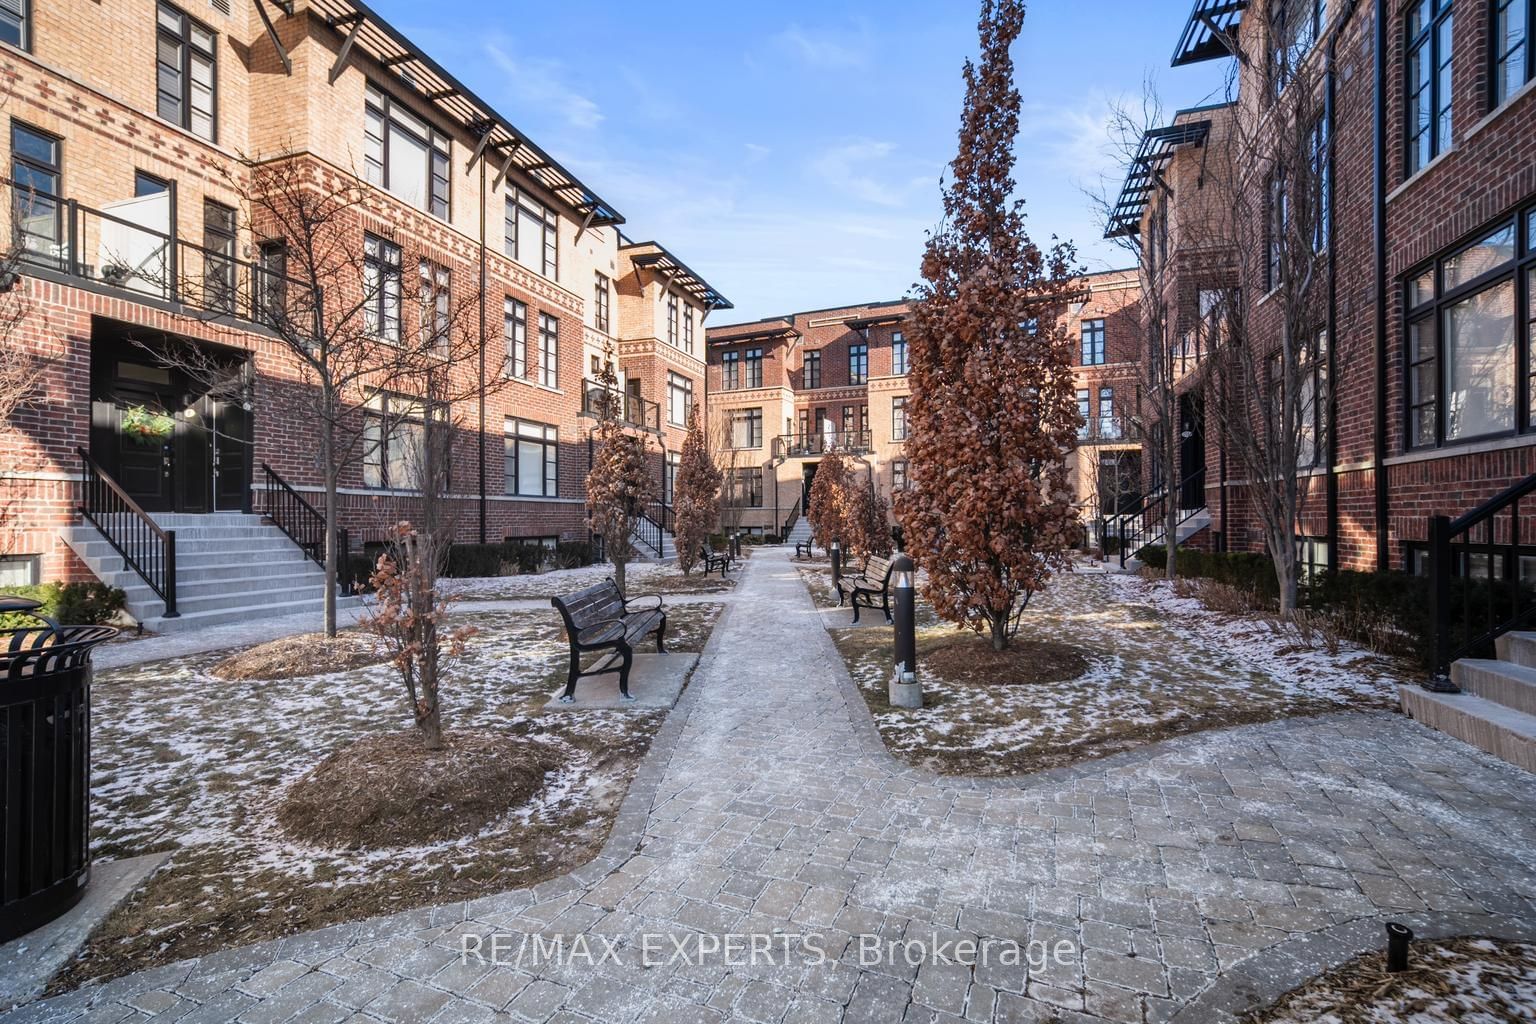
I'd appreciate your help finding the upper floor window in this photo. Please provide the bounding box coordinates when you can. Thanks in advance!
[666,294,679,346]
[682,305,695,353]
[667,372,693,427]
[1080,320,1106,365]
[365,84,448,218]
[1310,118,1330,253]
[362,233,402,344]
[1494,0,1533,107]
[157,3,216,142]
[505,189,557,280]
[538,312,559,388]
[418,260,450,352]
[1406,0,1454,177]
[504,297,528,379]
[721,350,740,390]
[731,408,763,449]
[892,331,909,375]
[505,418,558,497]
[1404,208,1532,450]
[255,239,288,326]
[1077,389,1091,439]
[804,350,821,388]
[1267,170,1288,292]
[11,121,60,258]
[892,395,908,441]
[593,272,611,334]
[849,342,868,384]
[1269,0,1321,95]
[203,199,236,314]
[1098,387,1120,439]
[1,0,30,50]
[363,393,438,491]
[892,459,908,491]
[744,347,763,389]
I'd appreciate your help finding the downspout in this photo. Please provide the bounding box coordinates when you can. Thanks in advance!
[1371,0,1390,571]
[478,152,488,544]
[1323,6,1349,575]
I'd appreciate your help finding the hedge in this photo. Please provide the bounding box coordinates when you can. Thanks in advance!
[0,582,127,629]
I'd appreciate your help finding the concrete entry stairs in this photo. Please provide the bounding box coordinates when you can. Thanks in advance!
[62,512,361,634]
[1401,632,1536,772]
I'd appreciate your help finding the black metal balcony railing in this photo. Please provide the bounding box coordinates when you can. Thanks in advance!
[581,384,662,433]
[1079,417,1126,443]
[774,431,872,458]
[8,181,316,332]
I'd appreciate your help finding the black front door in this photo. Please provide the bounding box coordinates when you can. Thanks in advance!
[802,463,818,511]
[210,395,252,512]
[92,361,178,512]
[1179,393,1206,511]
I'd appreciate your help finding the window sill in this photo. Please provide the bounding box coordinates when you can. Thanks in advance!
[1384,431,1536,468]
[1464,77,1536,143]
[1387,146,1457,205]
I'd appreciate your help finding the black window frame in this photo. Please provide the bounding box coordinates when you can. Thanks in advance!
[1493,0,1534,108]
[362,232,402,344]
[417,258,451,353]
[504,189,558,280]
[721,350,740,390]
[1402,204,1535,451]
[365,82,450,219]
[593,271,611,334]
[538,311,559,389]
[255,238,287,326]
[892,459,909,491]
[731,408,763,450]
[504,297,528,379]
[892,395,908,441]
[1405,0,1454,177]
[804,349,821,389]
[363,393,441,491]
[202,197,236,314]
[848,342,868,385]
[682,302,695,353]
[667,371,693,427]
[505,417,559,498]
[0,0,31,51]
[731,467,763,508]
[744,347,763,389]
[1077,388,1091,439]
[10,120,60,259]
[1269,0,1323,96]
[156,2,217,143]
[1080,319,1106,366]
[892,331,909,375]
[666,293,679,346]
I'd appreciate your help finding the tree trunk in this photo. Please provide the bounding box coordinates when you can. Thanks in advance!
[990,612,1008,652]
[1164,421,1179,581]
[1275,541,1299,617]
[321,413,338,638]
[613,553,627,596]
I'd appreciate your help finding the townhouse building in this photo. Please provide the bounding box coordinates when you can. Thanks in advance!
[703,269,1143,542]
[0,0,727,628]
[1110,0,1536,578]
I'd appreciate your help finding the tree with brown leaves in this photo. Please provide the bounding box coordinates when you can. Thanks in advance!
[586,357,657,595]
[807,449,855,552]
[672,404,722,576]
[850,477,892,558]
[896,0,1084,651]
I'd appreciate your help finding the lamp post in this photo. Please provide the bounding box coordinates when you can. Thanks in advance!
[889,553,921,708]
[830,541,842,591]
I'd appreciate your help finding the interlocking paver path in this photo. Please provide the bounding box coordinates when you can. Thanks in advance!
[11,547,1536,1024]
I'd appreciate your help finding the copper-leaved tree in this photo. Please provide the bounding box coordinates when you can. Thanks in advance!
[807,449,854,552]
[586,358,656,595]
[897,0,1084,651]
[672,404,721,575]
[851,478,891,558]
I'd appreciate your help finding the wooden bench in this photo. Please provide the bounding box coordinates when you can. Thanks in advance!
[550,579,667,702]
[834,554,896,624]
[794,540,815,560]
[699,545,733,577]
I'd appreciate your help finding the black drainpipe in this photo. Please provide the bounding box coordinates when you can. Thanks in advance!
[477,151,488,544]
[1371,0,1390,571]
[1323,4,1354,575]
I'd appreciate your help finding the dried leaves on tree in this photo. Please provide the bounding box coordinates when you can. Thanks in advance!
[585,361,656,595]
[672,404,722,575]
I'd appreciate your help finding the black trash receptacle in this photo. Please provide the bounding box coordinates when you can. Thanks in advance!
[0,597,116,942]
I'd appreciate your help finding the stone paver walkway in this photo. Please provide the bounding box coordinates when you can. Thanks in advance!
[10,548,1536,1024]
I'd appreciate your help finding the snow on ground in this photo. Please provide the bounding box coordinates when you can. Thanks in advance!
[439,557,737,600]
[828,568,1404,776]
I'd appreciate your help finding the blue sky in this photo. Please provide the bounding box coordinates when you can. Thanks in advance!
[372,0,1230,324]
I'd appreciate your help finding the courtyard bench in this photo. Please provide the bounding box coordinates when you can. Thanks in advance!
[550,579,667,702]
[794,540,815,560]
[834,554,896,624]
[699,545,733,577]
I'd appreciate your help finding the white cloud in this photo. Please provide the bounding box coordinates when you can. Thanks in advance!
[807,138,913,207]
[483,41,604,132]
[744,143,772,163]
[773,23,869,70]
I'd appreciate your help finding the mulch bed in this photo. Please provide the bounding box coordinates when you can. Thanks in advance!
[919,635,1089,686]
[210,631,387,680]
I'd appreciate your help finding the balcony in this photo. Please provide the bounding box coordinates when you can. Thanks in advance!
[774,430,872,459]
[1079,418,1127,444]
[581,382,661,433]
[7,180,315,332]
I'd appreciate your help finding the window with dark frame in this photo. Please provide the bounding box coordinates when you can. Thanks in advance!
[365,83,449,218]
[1494,0,1533,107]
[255,239,287,326]
[682,303,695,353]
[417,259,450,353]
[892,396,908,441]
[732,467,763,508]
[1098,387,1119,439]
[892,459,908,491]
[667,372,693,427]
[849,342,868,384]
[1311,117,1329,253]
[731,408,763,449]
[505,418,558,497]
[202,199,236,313]
[667,294,679,346]
[892,331,909,375]
[0,554,39,587]
[504,297,528,379]
[842,405,856,434]
[157,3,216,142]
[538,312,559,389]
[362,233,402,344]
[1406,0,1454,177]
[1267,169,1287,292]
[593,271,611,334]
[1080,320,1106,365]
[363,394,437,491]
[1077,389,1091,439]
[10,121,59,259]
[744,347,763,389]
[803,350,821,388]
[0,0,30,51]
[1404,209,1532,450]
[1269,0,1322,96]
[721,350,740,390]
[504,189,557,279]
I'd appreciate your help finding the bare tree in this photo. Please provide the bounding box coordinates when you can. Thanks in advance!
[710,407,746,538]
[0,253,48,553]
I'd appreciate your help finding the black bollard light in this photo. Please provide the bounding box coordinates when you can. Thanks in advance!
[831,541,843,591]
[1385,922,1412,973]
[892,553,916,674]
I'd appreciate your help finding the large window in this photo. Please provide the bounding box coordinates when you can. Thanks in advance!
[1077,389,1091,440]
[203,199,236,313]
[803,350,821,389]
[721,350,740,390]
[892,459,908,491]
[682,304,695,353]
[1098,387,1120,439]
[1494,0,1533,107]
[505,418,558,497]
[363,394,431,490]
[744,347,763,389]
[731,408,763,449]
[1405,211,1534,449]
[849,342,868,385]
[417,259,450,352]
[1080,320,1106,365]
[1406,0,1454,177]
[1,0,30,50]
[538,312,559,388]
[731,468,763,508]
[365,84,448,218]
[892,331,909,375]
[157,3,216,142]
[1269,0,1321,95]
[10,121,58,258]
[593,272,611,334]
[892,395,908,441]
[504,297,528,379]
[363,233,402,344]
[505,190,557,279]
[667,372,693,427]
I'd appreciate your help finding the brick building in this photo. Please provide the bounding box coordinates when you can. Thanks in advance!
[703,269,1144,542]
[0,0,727,627]
[1112,0,1536,576]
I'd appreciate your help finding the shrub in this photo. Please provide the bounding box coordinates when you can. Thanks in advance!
[553,541,595,570]
[0,581,126,629]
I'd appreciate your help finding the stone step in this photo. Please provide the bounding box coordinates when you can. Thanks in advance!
[1400,685,1536,773]
[142,594,365,634]
[120,566,329,603]
[1451,658,1536,717]
[147,513,267,528]
[88,549,313,574]
[127,582,335,621]
[65,534,300,557]
[1495,631,1536,671]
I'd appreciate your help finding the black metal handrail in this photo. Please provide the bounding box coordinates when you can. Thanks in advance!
[648,499,674,533]
[76,447,177,618]
[774,431,873,458]
[581,384,662,433]
[1114,470,1208,568]
[260,463,352,595]
[1428,470,1536,684]
[781,497,802,541]
[633,511,665,559]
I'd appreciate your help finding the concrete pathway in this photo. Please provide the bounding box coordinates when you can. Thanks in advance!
[11,547,1536,1023]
